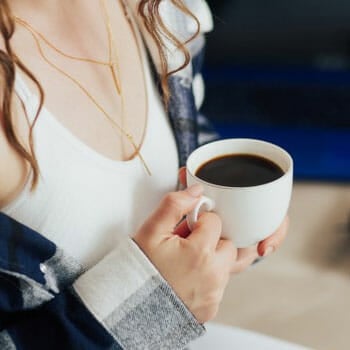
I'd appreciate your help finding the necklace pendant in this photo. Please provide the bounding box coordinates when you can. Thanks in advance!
[110,63,121,95]
[127,134,152,177]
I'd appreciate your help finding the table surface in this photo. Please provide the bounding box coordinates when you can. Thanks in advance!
[190,323,309,350]
[215,182,350,350]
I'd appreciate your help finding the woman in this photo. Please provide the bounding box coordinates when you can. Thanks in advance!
[0,0,288,349]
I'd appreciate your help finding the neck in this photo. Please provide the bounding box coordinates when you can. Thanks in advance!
[11,0,79,11]
[10,0,112,65]
[10,0,104,39]
[10,0,84,25]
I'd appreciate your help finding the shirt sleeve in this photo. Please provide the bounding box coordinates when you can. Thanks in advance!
[0,213,205,350]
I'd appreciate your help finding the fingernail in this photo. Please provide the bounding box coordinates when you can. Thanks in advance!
[186,184,203,198]
[263,246,274,257]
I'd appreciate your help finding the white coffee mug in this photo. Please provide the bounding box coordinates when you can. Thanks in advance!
[186,138,293,248]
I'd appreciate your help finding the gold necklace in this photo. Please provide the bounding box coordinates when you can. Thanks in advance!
[14,0,151,175]
[15,1,122,95]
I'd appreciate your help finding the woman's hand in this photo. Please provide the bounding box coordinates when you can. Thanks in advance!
[133,167,289,324]
[178,167,289,259]
[133,185,236,323]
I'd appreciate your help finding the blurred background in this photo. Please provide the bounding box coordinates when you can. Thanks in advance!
[201,1,350,349]
[203,0,350,181]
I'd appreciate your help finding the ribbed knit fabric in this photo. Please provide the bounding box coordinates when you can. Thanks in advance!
[3,32,179,269]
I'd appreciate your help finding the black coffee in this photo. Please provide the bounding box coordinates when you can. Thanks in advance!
[195,154,284,187]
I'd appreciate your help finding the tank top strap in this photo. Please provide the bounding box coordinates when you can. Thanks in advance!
[14,70,40,124]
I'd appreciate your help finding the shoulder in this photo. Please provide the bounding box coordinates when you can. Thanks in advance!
[186,0,214,33]
[0,59,30,209]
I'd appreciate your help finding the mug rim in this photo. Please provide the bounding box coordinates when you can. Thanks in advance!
[186,138,293,190]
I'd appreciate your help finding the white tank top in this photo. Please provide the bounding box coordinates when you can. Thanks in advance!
[2,44,179,268]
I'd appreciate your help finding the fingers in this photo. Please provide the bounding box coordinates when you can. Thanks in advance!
[237,245,259,261]
[232,245,259,273]
[224,216,289,274]
[257,216,289,257]
[214,240,237,289]
[188,212,222,250]
[216,240,259,275]
[178,167,187,187]
[173,219,191,238]
[216,239,237,268]
[142,185,203,239]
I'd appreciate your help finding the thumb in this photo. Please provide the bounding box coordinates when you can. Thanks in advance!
[141,184,203,239]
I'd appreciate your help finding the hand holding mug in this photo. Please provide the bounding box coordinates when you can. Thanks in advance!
[133,186,233,323]
[133,185,262,323]
[133,139,291,324]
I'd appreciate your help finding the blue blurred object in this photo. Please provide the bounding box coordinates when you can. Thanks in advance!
[202,66,350,181]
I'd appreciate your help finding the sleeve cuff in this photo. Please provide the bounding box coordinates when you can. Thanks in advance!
[74,236,205,349]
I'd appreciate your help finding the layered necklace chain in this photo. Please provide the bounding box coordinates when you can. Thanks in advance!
[14,0,151,175]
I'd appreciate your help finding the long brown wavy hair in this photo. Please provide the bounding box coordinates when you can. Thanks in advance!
[0,0,199,189]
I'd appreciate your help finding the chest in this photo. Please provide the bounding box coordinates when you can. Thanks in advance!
[5,69,179,267]
[12,0,148,162]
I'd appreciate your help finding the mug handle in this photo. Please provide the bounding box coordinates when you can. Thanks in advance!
[187,196,216,230]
